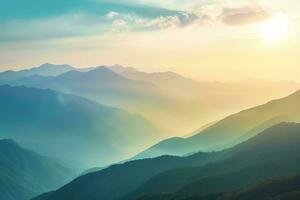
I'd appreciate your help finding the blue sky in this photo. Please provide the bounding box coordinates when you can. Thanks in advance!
[0,0,198,41]
[1,0,300,81]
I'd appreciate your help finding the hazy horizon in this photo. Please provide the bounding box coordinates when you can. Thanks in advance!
[1,0,300,81]
[2,62,300,83]
[3,2,300,200]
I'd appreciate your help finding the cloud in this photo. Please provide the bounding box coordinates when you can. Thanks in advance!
[0,9,203,42]
[2,1,274,43]
[145,15,181,28]
[1,0,207,42]
[106,11,119,19]
[105,10,203,31]
[221,7,272,26]
[113,19,128,26]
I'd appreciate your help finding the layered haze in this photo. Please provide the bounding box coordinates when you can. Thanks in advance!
[0,63,299,135]
[2,1,300,200]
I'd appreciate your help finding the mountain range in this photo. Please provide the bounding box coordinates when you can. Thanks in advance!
[31,122,300,200]
[1,63,300,200]
[0,63,74,84]
[1,63,299,135]
[0,85,160,167]
[134,88,300,159]
[0,139,76,200]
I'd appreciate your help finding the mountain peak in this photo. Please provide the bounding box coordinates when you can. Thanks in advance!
[37,63,73,70]
[39,63,52,67]
[85,66,129,79]
[20,63,75,77]
[58,66,125,80]
[39,63,67,67]
[110,65,138,73]
[91,66,113,73]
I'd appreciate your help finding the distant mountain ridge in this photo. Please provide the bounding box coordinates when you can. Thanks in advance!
[0,63,75,84]
[0,139,76,200]
[2,63,299,135]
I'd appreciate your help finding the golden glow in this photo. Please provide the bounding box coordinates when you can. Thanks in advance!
[259,13,289,43]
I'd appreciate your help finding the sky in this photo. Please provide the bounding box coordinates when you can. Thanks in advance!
[1,0,300,81]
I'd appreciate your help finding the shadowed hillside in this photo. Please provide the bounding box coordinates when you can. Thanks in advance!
[0,139,76,200]
[138,174,300,200]
[32,122,300,200]
[0,85,160,167]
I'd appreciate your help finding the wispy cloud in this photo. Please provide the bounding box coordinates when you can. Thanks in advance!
[0,0,278,43]
[221,7,271,26]
[106,11,202,31]
[0,9,205,42]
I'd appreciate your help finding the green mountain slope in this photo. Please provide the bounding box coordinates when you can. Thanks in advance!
[125,122,300,199]
[31,153,218,200]
[0,85,160,167]
[0,139,76,200]
[33,122,300,200]
[136,89,300,159]
[138,174,300,200]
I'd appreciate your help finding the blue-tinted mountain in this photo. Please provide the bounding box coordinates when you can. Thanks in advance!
[9,64,299,136]
[0,139,76,200]
[32,122,300,200]
[109,65,197,87]
[11,66,173,135]
[135,89,300,159]
[0,63,75,84]
[0,85,160,167]
[13,66,164,115]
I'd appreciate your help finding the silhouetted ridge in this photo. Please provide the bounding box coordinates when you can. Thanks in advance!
[31,122,300,200]
[137,174,300,200]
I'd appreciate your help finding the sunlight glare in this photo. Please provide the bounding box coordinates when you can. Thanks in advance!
[259,12,289,43]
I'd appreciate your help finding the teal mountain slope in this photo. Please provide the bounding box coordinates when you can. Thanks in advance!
[138,174,300,200]
[135,89,300,159]
[12,66,164,118]
[124,122,300,199]
[0,85,160,166]
[32,153,218,200]
[32,122,300,200]
[0,139,76,200]
[11,66,173,135]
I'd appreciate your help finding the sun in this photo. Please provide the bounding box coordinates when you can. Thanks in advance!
[258,12,289,43]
